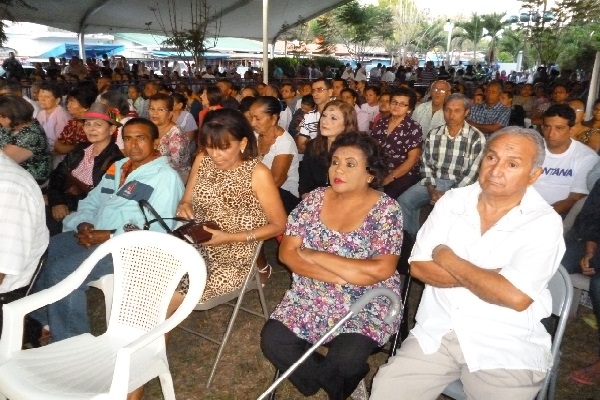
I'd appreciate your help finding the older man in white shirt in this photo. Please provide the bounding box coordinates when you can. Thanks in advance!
[412,80,451,139]
[371,127,565,400]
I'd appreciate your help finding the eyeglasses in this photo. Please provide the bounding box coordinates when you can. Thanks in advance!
[390,100,410,107]
[312,87,328,93]
[432,88,447,93]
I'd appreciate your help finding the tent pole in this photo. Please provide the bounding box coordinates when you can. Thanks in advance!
[586,52,600,121]
[262,0,269,84]
[78,32,86,63]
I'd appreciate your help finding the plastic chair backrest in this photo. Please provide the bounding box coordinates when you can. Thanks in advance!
[106,231,207,339]
[442,266,573,400]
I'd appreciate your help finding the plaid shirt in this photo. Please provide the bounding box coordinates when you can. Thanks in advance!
[420,123,486,187]
[469,102,510,128]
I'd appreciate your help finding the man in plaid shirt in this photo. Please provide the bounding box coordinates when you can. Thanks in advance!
[467,81,510,138]
[398,93,486,237]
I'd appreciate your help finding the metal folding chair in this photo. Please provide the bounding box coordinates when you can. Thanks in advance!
[258,288,402,400]
[178,240,269,388]
[442,265,573,400]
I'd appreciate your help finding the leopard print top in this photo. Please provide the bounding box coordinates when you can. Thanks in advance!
[179,156,267,301]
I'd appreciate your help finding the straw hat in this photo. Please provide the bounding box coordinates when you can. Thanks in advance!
[80,102,122,126]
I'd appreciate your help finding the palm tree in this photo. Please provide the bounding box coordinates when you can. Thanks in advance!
[481,12,507,64]
[456,13,484,61]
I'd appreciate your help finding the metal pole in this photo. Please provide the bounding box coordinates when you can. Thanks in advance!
[78,32,86,63]
[262,0,269,84]
[586,52,600,121]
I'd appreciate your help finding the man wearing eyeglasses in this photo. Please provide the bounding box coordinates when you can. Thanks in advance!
[412,80,451,139]
[398,93,486,238]
[296,79,332,153]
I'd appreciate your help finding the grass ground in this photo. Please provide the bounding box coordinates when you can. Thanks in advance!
[88,239,600,399]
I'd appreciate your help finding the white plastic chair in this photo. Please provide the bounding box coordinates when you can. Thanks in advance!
[178,240,269,388]
[442,265,573,400]
[0,230,207,400]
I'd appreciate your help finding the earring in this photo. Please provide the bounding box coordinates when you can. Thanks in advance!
[367,177,373,183]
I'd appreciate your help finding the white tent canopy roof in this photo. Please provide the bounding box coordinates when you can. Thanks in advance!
[9,0,350,41]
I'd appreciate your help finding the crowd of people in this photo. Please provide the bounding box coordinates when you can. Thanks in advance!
[1,55,600,399]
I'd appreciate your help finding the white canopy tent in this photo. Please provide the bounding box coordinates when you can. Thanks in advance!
[8,0,351,82]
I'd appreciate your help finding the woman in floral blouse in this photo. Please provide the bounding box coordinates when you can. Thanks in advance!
[0,94,51,184]
[261,132,403,400]
[148,93,190,181]
[371,87,423,199]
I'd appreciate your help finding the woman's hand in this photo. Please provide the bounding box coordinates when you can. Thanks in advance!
[176,202,194,219]
[382,174,395,186]
[580,253,596,276]
[52,205,70,221]
[202,227,230,246]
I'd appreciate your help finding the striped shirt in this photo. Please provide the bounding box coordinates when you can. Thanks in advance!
[421,123,486,188]
[0,151,49,292]
[469,102,511,131]
[298,110,320,140]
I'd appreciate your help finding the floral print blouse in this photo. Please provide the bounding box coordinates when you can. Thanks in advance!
[270,187,404,345]
[371,115,423,178]
[0,121,51,183]
[57,118,88,146]
[158,124,190,176]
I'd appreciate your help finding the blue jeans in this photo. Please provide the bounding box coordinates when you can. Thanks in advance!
[30,232,113,342]
[562,237,600,353]
[397,179,454,238]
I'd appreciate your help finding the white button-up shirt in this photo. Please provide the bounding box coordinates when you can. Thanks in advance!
[409,183,565,372]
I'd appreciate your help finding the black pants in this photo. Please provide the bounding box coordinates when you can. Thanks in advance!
[261,319,378,400]
[279,188,300,215]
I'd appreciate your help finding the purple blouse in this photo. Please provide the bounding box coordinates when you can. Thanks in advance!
[371,115,423,177]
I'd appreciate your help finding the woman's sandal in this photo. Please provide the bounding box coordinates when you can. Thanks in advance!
[258,264,272,287]
[570,363,600,385]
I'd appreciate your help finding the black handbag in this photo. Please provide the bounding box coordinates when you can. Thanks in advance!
[138,200,219,245]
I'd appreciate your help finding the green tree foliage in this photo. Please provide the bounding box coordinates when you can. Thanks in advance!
[0,0,35,46]
[315,0,394,62]
[481,13,507,64]
[412,20,447,59]
[152,0,220,70]
[455,14,484,60]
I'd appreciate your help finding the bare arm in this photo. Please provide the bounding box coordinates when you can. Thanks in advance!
[296,136,308,154]
[279,235,347,284]
[466,120,503,135]
[432,244,533,311]
[0,273,4,285]
[2,144,33,163]
[552,192,587,215]
[270,154,293,188]
[301,248,399,286]
[383,148,421,185]
[53,140,75,155]
[410,260,461,287]
[176,152,204,218]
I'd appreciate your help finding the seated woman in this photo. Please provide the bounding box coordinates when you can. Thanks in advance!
[36,81,70,156]
[171,92,199,141]
[261,132,403,400]
[99,90,132,150]
[53,82,99,155]
[249,96,300,214]
[198,86,223,128]
[175,108,287,302]
[585,98,600,130]
[371,87,423,199]
[371,92,391,129]
[0,94,51,184]
[340,88,370,132]
[562,178,600,385]
[299,99,358,199]
[570,99,600,153]
[46,103,124,236]
[148,93,190,181]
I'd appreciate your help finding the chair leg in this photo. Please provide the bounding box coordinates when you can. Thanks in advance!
[206,292,247,388]
[256,274,270,320]
[267,369,281,400]
[569,288,582,318]
[159,372,176,400]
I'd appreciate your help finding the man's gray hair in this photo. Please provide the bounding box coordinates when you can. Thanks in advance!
[444,93,471,111]
[486,126,546,170]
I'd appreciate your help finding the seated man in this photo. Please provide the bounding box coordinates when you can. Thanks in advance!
[466,81,510,138]
[398,93,486,238]
[0,150,49,334]
[412,80,451,138]
[533,104,599,216]
[30,118,184,342]
[371,127,565,400]
[561,178,600,385]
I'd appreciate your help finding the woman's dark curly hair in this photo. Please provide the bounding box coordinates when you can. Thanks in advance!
[328,131,389,189]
